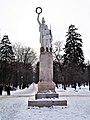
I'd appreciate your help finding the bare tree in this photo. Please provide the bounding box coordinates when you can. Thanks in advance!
[53,40,63,72]
[13,42,37,65]
[12,42,23,62]
[23,47,37,65]
[12,42,38,87]
[52,41,65,88]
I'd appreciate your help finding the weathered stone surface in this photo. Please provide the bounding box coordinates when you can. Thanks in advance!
[39,52,53,82]
[38,81,55,92]
[38,52,55,92]
[28,100,67,107]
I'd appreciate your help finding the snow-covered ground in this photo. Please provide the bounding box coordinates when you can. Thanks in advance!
[0,83,90,120]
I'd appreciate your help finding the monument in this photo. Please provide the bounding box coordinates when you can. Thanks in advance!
[28,7,67,107]
[36,7,56,95]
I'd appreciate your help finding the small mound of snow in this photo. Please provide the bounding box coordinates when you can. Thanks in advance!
[12,83,38,96]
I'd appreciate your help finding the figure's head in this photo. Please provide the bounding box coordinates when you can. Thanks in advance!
[42,17,45,24]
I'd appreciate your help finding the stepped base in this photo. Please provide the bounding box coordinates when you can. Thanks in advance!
[28,99,67,107]
[35,93,59,99]
[28,92,67,107]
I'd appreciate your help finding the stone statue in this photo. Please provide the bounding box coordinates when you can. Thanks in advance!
[36,7,53,52]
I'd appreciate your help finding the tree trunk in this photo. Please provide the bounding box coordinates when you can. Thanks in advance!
[89,81,90,91]
[63,84,66,90]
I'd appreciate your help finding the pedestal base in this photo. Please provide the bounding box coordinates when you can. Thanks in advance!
[28,51,67,107]
[35,93,59,99]
[28,100,67,107]
[38,81,56,93]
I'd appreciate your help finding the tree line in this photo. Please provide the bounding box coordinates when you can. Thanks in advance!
[0,24,90,90]
[0,35,37,89]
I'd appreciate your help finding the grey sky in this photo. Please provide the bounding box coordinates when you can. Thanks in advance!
[0,0,90,61]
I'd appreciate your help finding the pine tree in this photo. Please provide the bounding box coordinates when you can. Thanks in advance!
[0,35,15,63]
[63,24,85,88]
[63,24,84,68]
[0,35,15,84]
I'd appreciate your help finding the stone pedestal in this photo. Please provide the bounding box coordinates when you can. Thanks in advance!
[35,52,57,100]
[28,51,67,107]
[38,52,55,92]
[38,52,55,93]
[38,81,55,93]
[35,93,59,99]
[28,100,67,107]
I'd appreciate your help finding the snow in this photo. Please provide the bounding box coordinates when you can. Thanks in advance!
[0,83,90,120]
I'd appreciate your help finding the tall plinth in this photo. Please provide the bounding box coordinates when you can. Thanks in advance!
[38,52,55,92]
[28,51,67,106]
[35,51,58,100]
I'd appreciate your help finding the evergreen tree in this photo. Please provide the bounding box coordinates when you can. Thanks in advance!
[0,35,15,84]
[63,24,85,87]
[0,35,15,63]
[63,24,84,68]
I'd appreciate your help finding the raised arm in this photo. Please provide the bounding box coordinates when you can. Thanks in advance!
[36,7,42,25]
[37,14,41,25]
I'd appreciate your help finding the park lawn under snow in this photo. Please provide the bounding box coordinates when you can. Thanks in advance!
[0,84,90,120]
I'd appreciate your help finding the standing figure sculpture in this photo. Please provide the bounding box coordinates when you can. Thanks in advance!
[36,7,53,52]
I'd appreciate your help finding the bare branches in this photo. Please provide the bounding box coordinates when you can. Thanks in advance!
[12,42,38,65]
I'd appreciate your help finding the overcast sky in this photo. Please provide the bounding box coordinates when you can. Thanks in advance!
[0,0,90,61]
